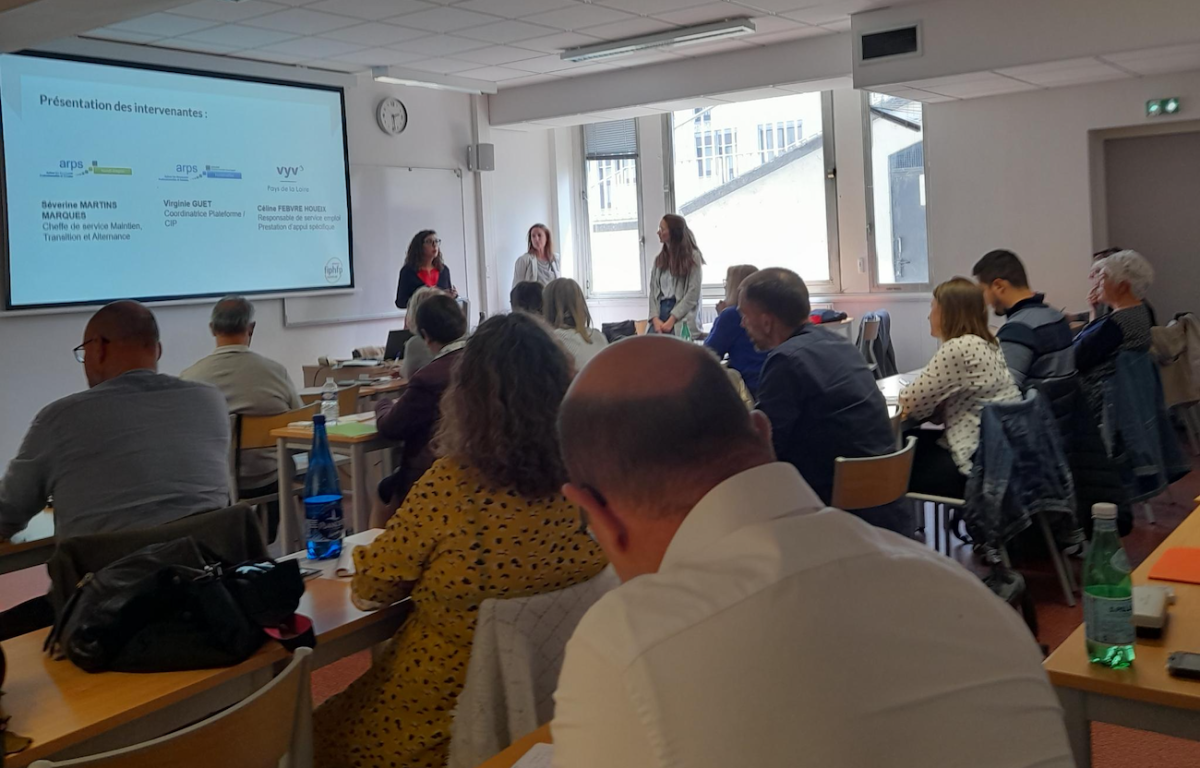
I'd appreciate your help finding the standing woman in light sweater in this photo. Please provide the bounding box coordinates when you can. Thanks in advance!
[648,214,704,337]
[512,223,560,290]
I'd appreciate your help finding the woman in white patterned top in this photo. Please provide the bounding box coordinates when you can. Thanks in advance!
[899,277,1021,498]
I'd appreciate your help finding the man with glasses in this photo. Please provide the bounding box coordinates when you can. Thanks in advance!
[0,300,230,545]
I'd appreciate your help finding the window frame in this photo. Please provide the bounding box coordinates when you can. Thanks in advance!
[862,91,931,293]
[666,90,841,297]
[578,122,646,300]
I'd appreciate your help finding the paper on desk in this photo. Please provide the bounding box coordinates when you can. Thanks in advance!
[335,529,384,577]
[512,743,554,768]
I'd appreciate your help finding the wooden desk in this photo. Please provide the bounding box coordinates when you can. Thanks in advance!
[272,420,396,551]
[298,378,406,406]
[0,510,56,575]
[477,724,552,768]
[1,532,408,767]
[1044,506,1200,767]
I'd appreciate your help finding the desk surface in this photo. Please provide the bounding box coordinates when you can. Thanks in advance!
[1044,505,1200,711]
[1,533,405,767]
[271,418,382,444]
[477,725,552,768]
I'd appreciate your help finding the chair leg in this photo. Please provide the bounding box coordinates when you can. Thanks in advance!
[1037,512,1077,607]
[1140,501,1157,526]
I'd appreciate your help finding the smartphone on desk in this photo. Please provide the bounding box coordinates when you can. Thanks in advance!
[1167,651,1200,680]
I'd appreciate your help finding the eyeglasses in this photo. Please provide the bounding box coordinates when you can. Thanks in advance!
[73,337,107,363]
[424,238,442,246]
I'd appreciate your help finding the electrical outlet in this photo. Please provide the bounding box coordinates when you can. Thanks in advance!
[857,257,867,274]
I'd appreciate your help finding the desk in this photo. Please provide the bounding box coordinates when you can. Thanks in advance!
[1044,505,1200,767]
[0,510,56,575]
[822,315,854,341]
[877,370,919,406]
[272,419,396,551]
[298,378,406,406]
[1,531,408,767]
[477,724,552,768]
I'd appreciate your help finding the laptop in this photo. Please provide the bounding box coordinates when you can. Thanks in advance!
[384,329,414,361]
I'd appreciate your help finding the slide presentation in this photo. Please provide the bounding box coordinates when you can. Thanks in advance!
[0,53,352,309]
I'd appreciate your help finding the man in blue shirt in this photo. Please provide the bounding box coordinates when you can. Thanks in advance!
[738,268,909,536]
[972,249,1076,391]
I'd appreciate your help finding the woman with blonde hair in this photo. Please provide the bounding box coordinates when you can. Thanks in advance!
[314,312,606,768]
[512,223,559,289]
[899,277,1020,497]
[705,264,768,396]
[543,277,608,370]
[400,285,441,379]
[648,213,703,337]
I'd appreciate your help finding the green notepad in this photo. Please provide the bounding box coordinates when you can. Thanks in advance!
[327,422,377,438]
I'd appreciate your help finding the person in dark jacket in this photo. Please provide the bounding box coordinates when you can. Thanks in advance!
[704,264,768,396]
[738,268,910,536]
[395,229,456,309]
[375,294,467,513]
[973,249,1076,391]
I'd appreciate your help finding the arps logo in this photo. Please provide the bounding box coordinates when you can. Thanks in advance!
[59,160,84,170]
[176,164,198,174]
[276,165,304,180]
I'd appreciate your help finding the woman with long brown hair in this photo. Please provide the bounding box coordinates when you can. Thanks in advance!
[648,213,704,337]
[314,312,606,768]
[544,277,608,370]
[512,223,559,290]
[899,277,1020,497]
[704,264,768,396]
[395,228,456,308]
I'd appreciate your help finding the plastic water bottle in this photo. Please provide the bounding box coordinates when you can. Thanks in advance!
[1083,502,1134,668]
[304,414,344,560]
[320,377,339,425]
[679,320,692,342]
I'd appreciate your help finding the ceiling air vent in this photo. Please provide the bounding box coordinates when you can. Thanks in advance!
[860,24,920,62]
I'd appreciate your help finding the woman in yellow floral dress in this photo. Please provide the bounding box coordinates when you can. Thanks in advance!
[314,312,606,768]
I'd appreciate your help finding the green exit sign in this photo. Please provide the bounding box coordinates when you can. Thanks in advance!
[1147,97,1181,117]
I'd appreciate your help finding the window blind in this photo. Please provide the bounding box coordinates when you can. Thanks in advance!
[583,119,638,160]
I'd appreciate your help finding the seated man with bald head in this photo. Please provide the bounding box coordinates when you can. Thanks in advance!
[0,301,231,542]
[551,337,1073,768]
[739,267,908,534]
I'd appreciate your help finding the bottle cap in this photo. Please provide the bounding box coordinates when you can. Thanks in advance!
[1093,502,1118,520]
[313,414,326,425]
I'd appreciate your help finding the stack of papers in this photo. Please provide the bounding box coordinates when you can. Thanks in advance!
[513,744,554,768]
[334,529,384,577]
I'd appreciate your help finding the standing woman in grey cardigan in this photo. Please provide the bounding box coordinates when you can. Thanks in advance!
[648,213,704,336]
[511,223,560,290]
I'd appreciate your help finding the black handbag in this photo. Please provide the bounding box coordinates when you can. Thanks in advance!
[46,537,306,673]
[602,320,638,343]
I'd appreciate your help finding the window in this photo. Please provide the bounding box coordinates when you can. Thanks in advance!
[865,93,929,288]
[670,91,838,290]
[582,119,643,295]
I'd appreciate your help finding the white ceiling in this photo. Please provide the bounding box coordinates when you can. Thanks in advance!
[869,42,1200,102]
[79,0,908,87]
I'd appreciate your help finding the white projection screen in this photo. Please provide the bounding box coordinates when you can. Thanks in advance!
[0,52,353,309]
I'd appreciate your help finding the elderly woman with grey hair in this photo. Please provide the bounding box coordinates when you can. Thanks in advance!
[1075,249,1156,413]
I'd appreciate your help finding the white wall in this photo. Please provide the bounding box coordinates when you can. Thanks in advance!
[0,49,480,460]
[923,68,1200,314]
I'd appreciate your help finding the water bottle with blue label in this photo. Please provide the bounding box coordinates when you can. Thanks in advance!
[1084,503,1134,668]
[304,414,344,560]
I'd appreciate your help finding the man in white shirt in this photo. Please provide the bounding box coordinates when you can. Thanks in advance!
[182,296,301,540]
[552,336,1073,768]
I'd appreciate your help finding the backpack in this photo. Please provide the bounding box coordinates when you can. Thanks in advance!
[46,537,307,673]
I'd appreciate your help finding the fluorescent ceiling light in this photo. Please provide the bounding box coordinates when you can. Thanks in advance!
[561,17,756,63]
[371,66,497,95]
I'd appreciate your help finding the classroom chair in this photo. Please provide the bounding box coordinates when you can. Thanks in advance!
[831,436,917,513]
[31,647,314,768]
[229,404,320,539]
[858,317,881,374]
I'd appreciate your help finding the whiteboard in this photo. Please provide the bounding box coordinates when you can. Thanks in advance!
[284,164,468,326]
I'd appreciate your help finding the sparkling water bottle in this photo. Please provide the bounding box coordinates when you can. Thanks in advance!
[320,377,339,425]
[1083,503,1134,668]
[304,414,344,560]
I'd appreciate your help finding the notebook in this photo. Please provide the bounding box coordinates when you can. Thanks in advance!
[1147,547,1200,584]
[512,743,554,768]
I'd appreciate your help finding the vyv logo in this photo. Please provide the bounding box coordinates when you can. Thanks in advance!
[276,165,304,179]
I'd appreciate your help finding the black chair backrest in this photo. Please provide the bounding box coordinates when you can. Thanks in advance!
[46,503,268,618]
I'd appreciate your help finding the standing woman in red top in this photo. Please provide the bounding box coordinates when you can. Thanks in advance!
[396,229,457,308]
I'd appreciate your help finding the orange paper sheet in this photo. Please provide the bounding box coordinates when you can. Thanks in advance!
[1148,547,1200,584]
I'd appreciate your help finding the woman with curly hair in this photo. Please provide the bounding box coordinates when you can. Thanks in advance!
[314,312,607,768]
